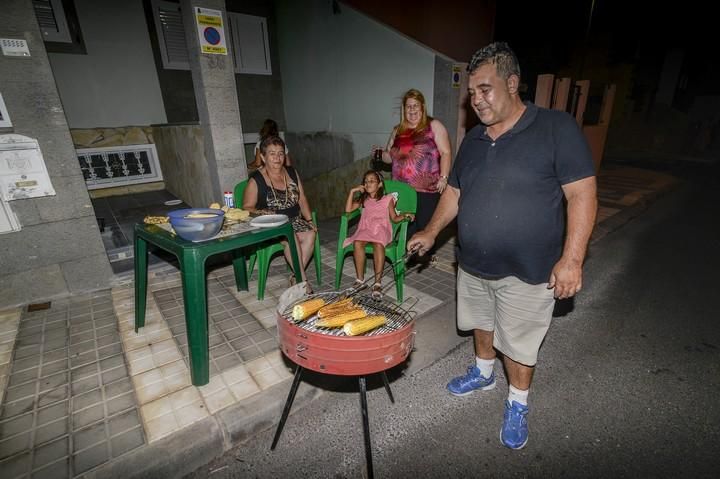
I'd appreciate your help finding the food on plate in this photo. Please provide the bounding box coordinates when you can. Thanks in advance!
[343,315,387,336]
[209,202,221,209]
[143,215,169,224]
[225,208,250,221]
[292,298,326,321]
[186,213,219,219]
[315,309,367,328]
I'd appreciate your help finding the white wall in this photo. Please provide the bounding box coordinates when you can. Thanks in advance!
[275,0,435,159]
[48,0,167,128]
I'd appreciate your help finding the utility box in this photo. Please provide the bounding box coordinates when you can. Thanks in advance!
[0,134,56,201]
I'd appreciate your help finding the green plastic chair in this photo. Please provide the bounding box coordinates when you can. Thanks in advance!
[234,179,322,300]
[333,179,417,302]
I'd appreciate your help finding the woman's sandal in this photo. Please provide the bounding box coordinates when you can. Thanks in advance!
[346,278,365,293]
[371,283,383,301]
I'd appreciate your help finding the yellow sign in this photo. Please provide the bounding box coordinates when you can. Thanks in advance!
[195,7,227,55]
[452,65,462,89]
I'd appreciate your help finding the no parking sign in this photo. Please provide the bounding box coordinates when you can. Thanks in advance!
[195,7,227,55]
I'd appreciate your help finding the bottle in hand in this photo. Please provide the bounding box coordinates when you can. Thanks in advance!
[372,148,383,171]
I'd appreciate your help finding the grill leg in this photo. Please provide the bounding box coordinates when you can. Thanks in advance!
[271,366,304,450]
[359,376,375,479]
[380,371,394,404]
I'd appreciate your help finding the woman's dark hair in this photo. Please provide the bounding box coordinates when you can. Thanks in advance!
[260,135,286,156]
[259,119,279,139]
[359,170,384,206]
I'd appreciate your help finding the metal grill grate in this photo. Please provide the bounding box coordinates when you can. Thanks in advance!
[281,292,414,336]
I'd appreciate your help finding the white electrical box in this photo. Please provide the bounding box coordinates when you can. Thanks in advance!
[0,134,56,201]
[1,38,31,57]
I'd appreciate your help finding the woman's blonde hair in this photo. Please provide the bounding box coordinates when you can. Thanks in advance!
[398,89,431,134]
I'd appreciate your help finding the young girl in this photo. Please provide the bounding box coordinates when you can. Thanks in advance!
[343,171,414,300]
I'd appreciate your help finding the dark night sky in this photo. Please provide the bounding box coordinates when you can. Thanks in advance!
[493,1,719,98]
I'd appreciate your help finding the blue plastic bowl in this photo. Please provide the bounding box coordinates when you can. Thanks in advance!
[167,208,225,242]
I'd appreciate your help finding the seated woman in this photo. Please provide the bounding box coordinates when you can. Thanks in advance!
[242,136,315,292]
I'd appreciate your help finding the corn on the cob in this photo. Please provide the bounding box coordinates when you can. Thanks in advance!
[291,298,326,321]
[343,315,386,336]
[315,309,367,328]
[317,298,355,318]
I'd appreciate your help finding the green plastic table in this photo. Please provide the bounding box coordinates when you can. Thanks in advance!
[134,221,302,386]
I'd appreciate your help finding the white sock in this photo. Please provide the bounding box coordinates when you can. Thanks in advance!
[475,357,495,378]
[508,384,529,406]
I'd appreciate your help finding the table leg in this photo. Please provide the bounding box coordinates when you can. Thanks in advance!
[181,252,210,386]
[134,235,148,332]
[232,249,248,291]
[285,226,303,284]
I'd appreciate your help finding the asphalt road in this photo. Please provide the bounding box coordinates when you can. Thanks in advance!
[187,162,720,478]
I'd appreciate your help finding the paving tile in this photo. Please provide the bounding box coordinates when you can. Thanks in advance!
[37,385,68,408]
[8,366,39,387]
[1,396,35,420]
[72,441,109,475]
[34,418,68,446]
[32,436,68,470]
[107,392,135,416]
[39,372,69,393]
[12,355,41,373]
[101,365,128,385]
[0,430,30,459]
[72,389,103,412]
[110,426,144,458]
[97,342,123,360]
[0,412,33,440]
[37,401,68,427]
[40,360,68,378]
[73,422,107,452]
[108,409,141,437]
[31,456,70,479]
[72,404,103,430]
[70,375,99,396]
[104,377,133,399]
[5,381,36,403]
[0,451,31,478]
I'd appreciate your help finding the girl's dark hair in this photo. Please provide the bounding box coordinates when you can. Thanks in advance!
[259,119,279,139]
[260,135,286,156]
[359,170,384,206]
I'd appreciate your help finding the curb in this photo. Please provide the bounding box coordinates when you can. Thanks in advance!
[83,379,324,479]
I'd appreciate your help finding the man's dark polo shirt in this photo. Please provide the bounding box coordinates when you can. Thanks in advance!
[448,102,595,284]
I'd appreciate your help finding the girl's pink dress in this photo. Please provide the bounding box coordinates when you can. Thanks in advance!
[343,194,394,247]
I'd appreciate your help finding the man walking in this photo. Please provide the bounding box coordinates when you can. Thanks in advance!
[407,42,597,449]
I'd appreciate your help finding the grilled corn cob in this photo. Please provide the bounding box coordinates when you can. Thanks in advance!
[343,315,386,336]
[317,298,355,318]
[291,298,326,321]
[315,309,367,328]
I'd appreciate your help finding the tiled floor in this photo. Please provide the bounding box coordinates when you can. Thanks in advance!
[0,292,145,478]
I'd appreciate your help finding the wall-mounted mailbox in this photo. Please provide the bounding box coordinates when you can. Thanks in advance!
[0,134,56,201]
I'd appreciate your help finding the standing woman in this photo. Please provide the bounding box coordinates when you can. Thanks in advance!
[375,89,452,263]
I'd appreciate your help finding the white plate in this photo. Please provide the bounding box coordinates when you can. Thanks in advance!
[250,214,289,228]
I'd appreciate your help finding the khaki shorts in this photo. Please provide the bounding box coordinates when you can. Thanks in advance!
[456,268,556,366]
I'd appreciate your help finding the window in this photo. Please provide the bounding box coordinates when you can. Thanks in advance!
[34,0,71,43]
[151,0,190,70]
[227,13,272,75]
[33,0,86,54]
[150,1,271,74]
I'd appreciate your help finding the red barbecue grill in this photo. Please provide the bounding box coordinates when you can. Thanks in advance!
[271,290,416,479]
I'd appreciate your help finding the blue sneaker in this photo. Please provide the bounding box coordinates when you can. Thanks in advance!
[500,400,529,449]
[446,366,496,396]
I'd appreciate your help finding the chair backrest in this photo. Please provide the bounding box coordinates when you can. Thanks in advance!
[383,179,417,214]
[234,180,248,208]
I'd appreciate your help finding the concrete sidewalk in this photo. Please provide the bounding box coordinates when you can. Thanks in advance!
[0,164,679,479]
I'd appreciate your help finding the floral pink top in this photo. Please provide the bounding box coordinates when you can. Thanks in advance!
[390,124,441,193]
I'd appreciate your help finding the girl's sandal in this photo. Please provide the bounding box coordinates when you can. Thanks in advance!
[347,278,365,293]
[371,283,383,301]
